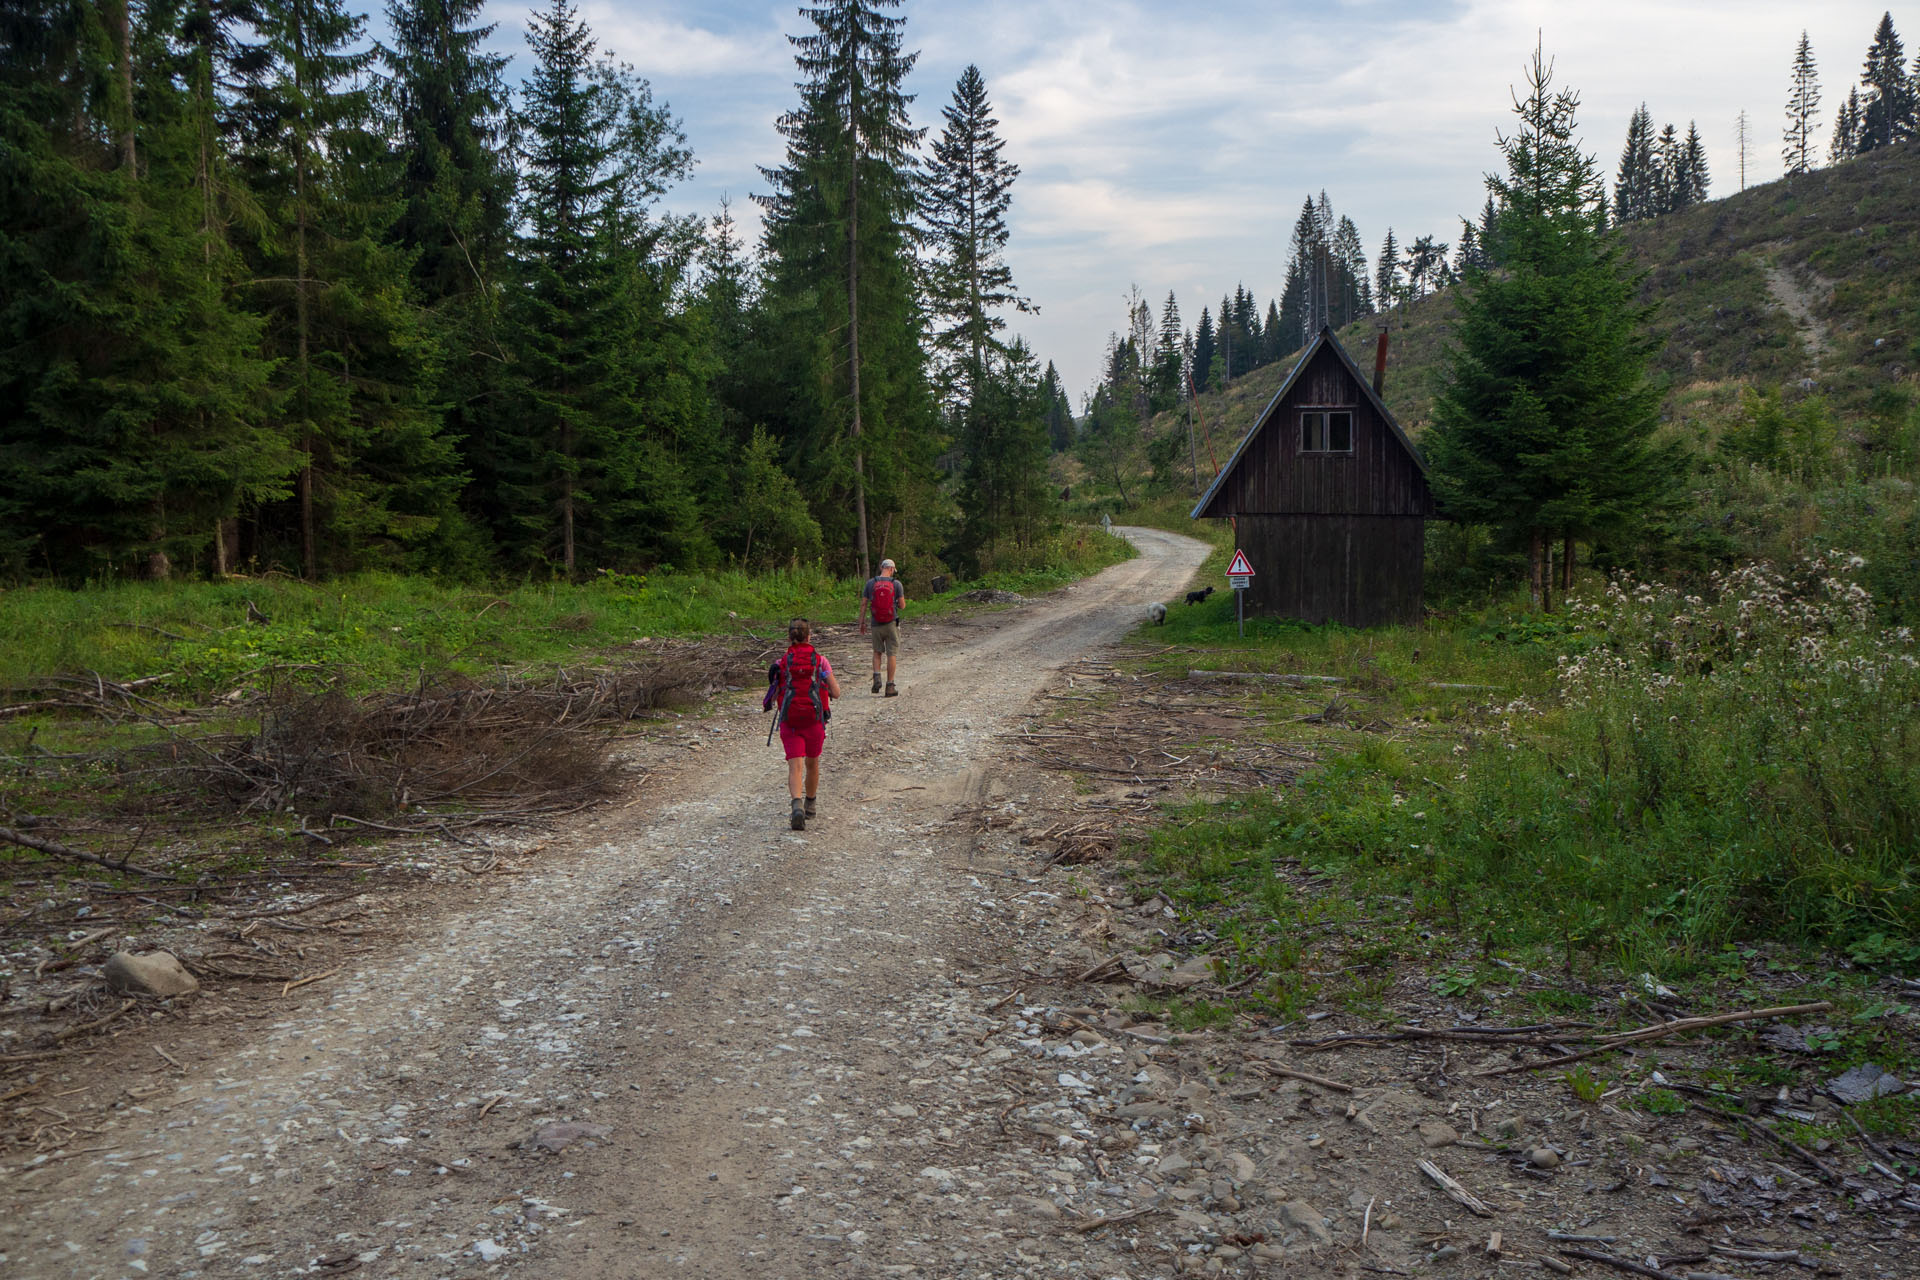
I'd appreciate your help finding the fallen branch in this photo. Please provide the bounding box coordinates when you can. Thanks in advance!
[51,1000,136,1043]
[1067,1202,1165,1234]
[1692,1101,1840,1185]
[1559,1248,1667,1278]
[281,968,341,997]
[1709,1246,1820,1267]
[1250,1061,1355,1094]
[0,826,172,880]
[1416,1159,1491,1217]
[229,890,366,921]
[1475,1002,1831,1077]
[1187,669,1344,684]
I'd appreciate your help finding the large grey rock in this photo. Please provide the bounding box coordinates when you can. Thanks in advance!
[104,951,198,997]
[1828,1063,1908,1105]
[1279,1199,1333,1246]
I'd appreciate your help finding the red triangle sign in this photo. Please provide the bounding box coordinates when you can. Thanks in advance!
[1227,550,1254,576]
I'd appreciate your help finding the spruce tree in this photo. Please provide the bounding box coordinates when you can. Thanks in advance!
[1831,86,1863,161]
[923,64,1029,413]
[1190,306,1215,391]
[1149,291,1183,411]
[382,0,512,304]
[1374,228,1400,308]
[1332,214,1370,324]
[381,0,515,568]
[1783,31,1821,175]
[756,0,932,577]
[1651,122,1681,215]
[1453,221,1479,275]
[1261,300,1284,364]
[1230,285,1259,377]
[1215,292,1234,383]
[1678,122,1709,206]
[1280,197,1318,344]
[232,0,466,577]
[955,339,1055,570]
[1040,360,1073,452]
[1859,12,1916,151]
[1612,104,1654,223]
[508,0,707,574]
[0,0,291,577]
[1427,44,1673,610]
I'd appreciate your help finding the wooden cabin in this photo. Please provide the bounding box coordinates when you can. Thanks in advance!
[1190,326,1435,627]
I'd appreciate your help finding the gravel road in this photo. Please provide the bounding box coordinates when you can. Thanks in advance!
[9,527,1210,1279]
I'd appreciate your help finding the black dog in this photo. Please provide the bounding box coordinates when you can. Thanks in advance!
[1184,586,1215,606]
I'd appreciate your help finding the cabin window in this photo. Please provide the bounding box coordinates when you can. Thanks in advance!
[1299,410,1353,453]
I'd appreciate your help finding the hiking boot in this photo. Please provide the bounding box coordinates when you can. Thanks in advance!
[871,672,883,694]
[790,799,805,831]
[803,796,817,818]
[884,682,898,697]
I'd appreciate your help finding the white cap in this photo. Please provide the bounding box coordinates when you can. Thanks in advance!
[880,558,895,569]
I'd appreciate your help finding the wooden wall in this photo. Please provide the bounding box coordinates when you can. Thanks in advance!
[1199,344,1433,519]
[1236,514,1425,628]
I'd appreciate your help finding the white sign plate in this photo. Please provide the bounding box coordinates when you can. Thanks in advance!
[1229,574,1251,590]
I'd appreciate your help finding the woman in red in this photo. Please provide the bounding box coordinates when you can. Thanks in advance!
[764,618,842,830]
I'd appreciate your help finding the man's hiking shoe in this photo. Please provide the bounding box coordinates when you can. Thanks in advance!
[885,683,898,697]
[804,796,817,818]
[871,672,883,694]
[790,800,805,831]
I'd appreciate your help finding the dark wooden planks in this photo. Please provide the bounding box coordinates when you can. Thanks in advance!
[1236,514,1425,628]
[1202,344,1433,519]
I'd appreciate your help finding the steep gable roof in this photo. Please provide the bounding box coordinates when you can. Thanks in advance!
[1190,325,1429,520]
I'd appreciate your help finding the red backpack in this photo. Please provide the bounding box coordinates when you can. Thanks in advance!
[870,578,900,624]
[770,645,829,738]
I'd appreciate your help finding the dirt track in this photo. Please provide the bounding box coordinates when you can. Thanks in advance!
[7,527,1211,1278]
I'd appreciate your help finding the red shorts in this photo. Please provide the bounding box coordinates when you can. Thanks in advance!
[779,719,825,760]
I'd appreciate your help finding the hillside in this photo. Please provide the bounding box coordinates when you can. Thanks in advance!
[1161,138,1920,458]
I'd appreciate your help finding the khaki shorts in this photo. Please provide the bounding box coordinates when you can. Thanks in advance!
[871,620,899,656]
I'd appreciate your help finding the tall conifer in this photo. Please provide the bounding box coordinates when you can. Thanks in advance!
[1859,12,1916,151]
[924,64,1029,413]
[1783,31,1821,175]
[756,0,932,577]
[1374,228,1400,308]
[1190,307,1215,390]
[508,0,706,574]
[1831,87,1863,161]
[1612,104,1654,223]
[1427,44,1673,610]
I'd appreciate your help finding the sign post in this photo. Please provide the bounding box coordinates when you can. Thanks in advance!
[1226,550,1254,638]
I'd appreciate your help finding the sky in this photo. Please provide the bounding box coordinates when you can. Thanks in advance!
[470,0,1909,400]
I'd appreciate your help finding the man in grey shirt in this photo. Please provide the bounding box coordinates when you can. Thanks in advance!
[860,558,904,696]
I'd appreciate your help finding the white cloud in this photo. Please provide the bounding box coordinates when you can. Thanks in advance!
[473,0,1909,396]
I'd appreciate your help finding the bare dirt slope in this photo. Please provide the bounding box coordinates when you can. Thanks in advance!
[7,528,1214,1278]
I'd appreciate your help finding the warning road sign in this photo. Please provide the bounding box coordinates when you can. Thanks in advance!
[1226,550,1254,577]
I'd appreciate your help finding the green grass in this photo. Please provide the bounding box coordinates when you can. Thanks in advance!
[1110,549,1920,1002]
[0,525,1134,700]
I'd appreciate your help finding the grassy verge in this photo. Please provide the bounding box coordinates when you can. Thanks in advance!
[0,525,1134,701]
[1101,553,1918,1047]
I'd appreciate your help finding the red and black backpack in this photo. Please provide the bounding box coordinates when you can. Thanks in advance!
[769,644,829,740]
[870,578,900,624]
